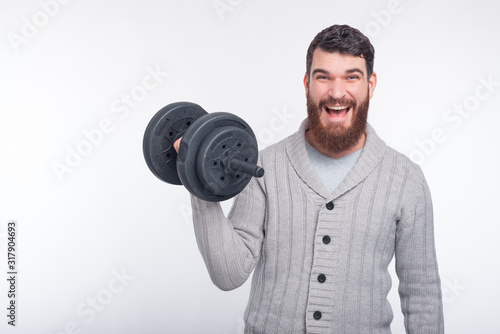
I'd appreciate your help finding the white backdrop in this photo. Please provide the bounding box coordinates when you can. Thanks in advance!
[1,0,499,333]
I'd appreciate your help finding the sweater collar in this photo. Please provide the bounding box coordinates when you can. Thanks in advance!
[285,118,387,201]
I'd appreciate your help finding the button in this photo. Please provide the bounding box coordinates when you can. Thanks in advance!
[317,274,326,283]
[322,235,331,244]
[326,201,334,210]
[313,311,322,320]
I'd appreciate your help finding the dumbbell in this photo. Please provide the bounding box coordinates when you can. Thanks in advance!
[143,102,264,202]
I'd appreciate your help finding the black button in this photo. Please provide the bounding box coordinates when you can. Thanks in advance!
[322,235,331,244]
[313,311,322,320]
[326,201,334,210]
[317,274,326,283]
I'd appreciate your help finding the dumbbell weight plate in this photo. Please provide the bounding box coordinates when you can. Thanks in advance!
[143,102,207,184]
[196,126,258,201]
[177,112,259,202]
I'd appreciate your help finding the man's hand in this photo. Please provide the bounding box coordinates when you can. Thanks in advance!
[173,137,182,153]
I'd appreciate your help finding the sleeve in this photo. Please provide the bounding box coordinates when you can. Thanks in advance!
[395,171,444,333]
[190,177,267,291]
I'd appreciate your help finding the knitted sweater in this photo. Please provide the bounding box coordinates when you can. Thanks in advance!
[191,120,444,333]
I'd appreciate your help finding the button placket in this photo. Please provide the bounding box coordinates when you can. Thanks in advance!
[307,200,339,330]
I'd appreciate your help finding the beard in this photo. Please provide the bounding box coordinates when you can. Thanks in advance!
[307,90,369,153]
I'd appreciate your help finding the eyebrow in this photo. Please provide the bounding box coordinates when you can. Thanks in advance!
[312,68,365,77]
[346,68,365,77]
[311,68,329,76]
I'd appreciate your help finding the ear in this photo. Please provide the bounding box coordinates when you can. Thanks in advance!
[368,72,377,99]
[303,73,309,98]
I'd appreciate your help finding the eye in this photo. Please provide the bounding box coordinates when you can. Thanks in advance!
[348,75,359,80]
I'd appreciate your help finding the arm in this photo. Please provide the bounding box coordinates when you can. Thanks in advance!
[190,177,266,291]
[395,171,444,333]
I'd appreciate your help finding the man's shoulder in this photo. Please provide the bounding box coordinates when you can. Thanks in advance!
[258,130,298,161]
[381,143,426,186]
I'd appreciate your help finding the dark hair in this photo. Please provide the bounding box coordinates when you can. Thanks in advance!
[306,24,375,79]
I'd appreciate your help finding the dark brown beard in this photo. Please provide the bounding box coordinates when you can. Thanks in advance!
[307,91,369,153]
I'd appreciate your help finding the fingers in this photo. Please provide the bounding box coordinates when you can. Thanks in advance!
[174,137,182,153]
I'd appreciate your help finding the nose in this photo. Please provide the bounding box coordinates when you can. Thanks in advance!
[328,79,347,100]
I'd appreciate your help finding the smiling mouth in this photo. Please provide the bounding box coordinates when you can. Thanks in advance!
[324,105,352,119]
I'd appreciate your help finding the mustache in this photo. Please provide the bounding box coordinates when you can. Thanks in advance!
[319,98,356,109]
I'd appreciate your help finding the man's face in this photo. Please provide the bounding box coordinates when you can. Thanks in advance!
[304,49,377,153]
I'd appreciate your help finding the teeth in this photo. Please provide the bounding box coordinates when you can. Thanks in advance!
[327,106,349,110]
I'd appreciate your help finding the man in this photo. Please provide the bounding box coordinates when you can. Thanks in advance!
[182,24,444,333]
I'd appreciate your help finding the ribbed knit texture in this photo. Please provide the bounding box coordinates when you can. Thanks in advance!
[191,120,444,333]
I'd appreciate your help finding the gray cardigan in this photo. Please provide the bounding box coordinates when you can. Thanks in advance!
[191,120,444,333]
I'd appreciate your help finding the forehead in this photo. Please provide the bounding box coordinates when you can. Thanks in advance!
[311,49,367,75]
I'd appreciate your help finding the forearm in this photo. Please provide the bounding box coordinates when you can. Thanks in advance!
[191,179,266,291]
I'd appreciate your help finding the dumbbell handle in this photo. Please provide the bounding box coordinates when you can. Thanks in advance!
[228,157,265,178]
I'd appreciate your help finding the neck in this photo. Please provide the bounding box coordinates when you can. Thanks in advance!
[305,130,366,159]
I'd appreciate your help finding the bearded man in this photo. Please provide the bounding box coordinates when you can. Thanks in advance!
[186,24,444,333]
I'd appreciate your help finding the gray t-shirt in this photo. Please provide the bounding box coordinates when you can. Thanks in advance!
[305,141,362,193]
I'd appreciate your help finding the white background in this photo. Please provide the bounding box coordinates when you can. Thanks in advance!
[1,0,499,333]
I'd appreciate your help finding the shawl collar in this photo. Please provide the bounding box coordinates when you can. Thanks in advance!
[285,119,387,201]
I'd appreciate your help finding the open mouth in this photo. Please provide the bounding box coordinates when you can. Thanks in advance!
[323,105,352,119]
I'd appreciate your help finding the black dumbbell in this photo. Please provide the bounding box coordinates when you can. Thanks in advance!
[143,102,264,202]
